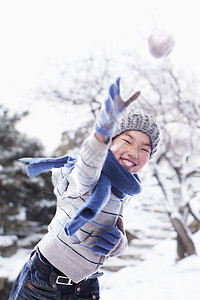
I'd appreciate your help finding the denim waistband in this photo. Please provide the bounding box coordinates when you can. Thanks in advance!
[31,249,77,285]
[31,248,103,285]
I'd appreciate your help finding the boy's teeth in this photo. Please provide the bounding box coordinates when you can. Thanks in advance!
[123,160,133,166]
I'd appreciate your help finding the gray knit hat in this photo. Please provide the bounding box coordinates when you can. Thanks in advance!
[112,108,160,157]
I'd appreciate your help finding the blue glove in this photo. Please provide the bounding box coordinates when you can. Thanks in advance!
[95,77,141,139]
[92,218,127,256]
[92,225,121,256]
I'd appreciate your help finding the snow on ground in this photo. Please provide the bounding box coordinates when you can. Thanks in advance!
[0,167,199,298]
[100,231,200,300]
[0,248,30,281]
[1,168,199,299]
[1,232,199,299]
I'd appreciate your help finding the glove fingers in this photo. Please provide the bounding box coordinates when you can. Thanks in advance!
[98,232,119,246]
[109,79,120,100]
[92,223,124,256]
[105,77,121,112]
[104,96,113,114]
[116,77,121,91]
[94,77,123,139]
[92,245,109,255]
[96,237,115,250]
[106,225,122,239]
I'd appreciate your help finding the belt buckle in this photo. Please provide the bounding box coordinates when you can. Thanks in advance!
[56,275,74,286]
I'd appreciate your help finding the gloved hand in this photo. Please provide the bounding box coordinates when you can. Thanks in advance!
[92,217,127,257]
[95,77,140,139]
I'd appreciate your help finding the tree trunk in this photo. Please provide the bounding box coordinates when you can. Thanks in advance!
[153,166,197,259]
[170,214,197,259]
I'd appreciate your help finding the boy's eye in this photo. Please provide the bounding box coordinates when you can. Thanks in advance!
[122,139,131,144]
[141,148,150,153]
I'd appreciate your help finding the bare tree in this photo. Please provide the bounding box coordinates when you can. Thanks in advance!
[124,57,200,259]
[38,54,114,119]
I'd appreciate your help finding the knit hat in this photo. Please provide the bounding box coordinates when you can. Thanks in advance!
[112,108,160,157]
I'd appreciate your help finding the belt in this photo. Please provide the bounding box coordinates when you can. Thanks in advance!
[31,250,77,286]
[31,249,103,286]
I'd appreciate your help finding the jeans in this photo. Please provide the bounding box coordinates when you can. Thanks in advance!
[9,250,100,300]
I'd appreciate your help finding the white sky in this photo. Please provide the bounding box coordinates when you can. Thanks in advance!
[1,0,200,152]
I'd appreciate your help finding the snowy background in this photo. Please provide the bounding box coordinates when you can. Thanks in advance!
[1,0,200,299]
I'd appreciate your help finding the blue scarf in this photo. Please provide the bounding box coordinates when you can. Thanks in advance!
[20,150,141,236]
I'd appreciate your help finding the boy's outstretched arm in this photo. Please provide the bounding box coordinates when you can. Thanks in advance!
[94,77,140,143]
[95,133,109,144]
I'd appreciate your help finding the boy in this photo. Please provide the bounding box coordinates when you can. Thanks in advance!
[9,78,160,299]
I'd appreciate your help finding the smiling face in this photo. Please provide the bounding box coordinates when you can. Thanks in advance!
[110,130,151,174]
